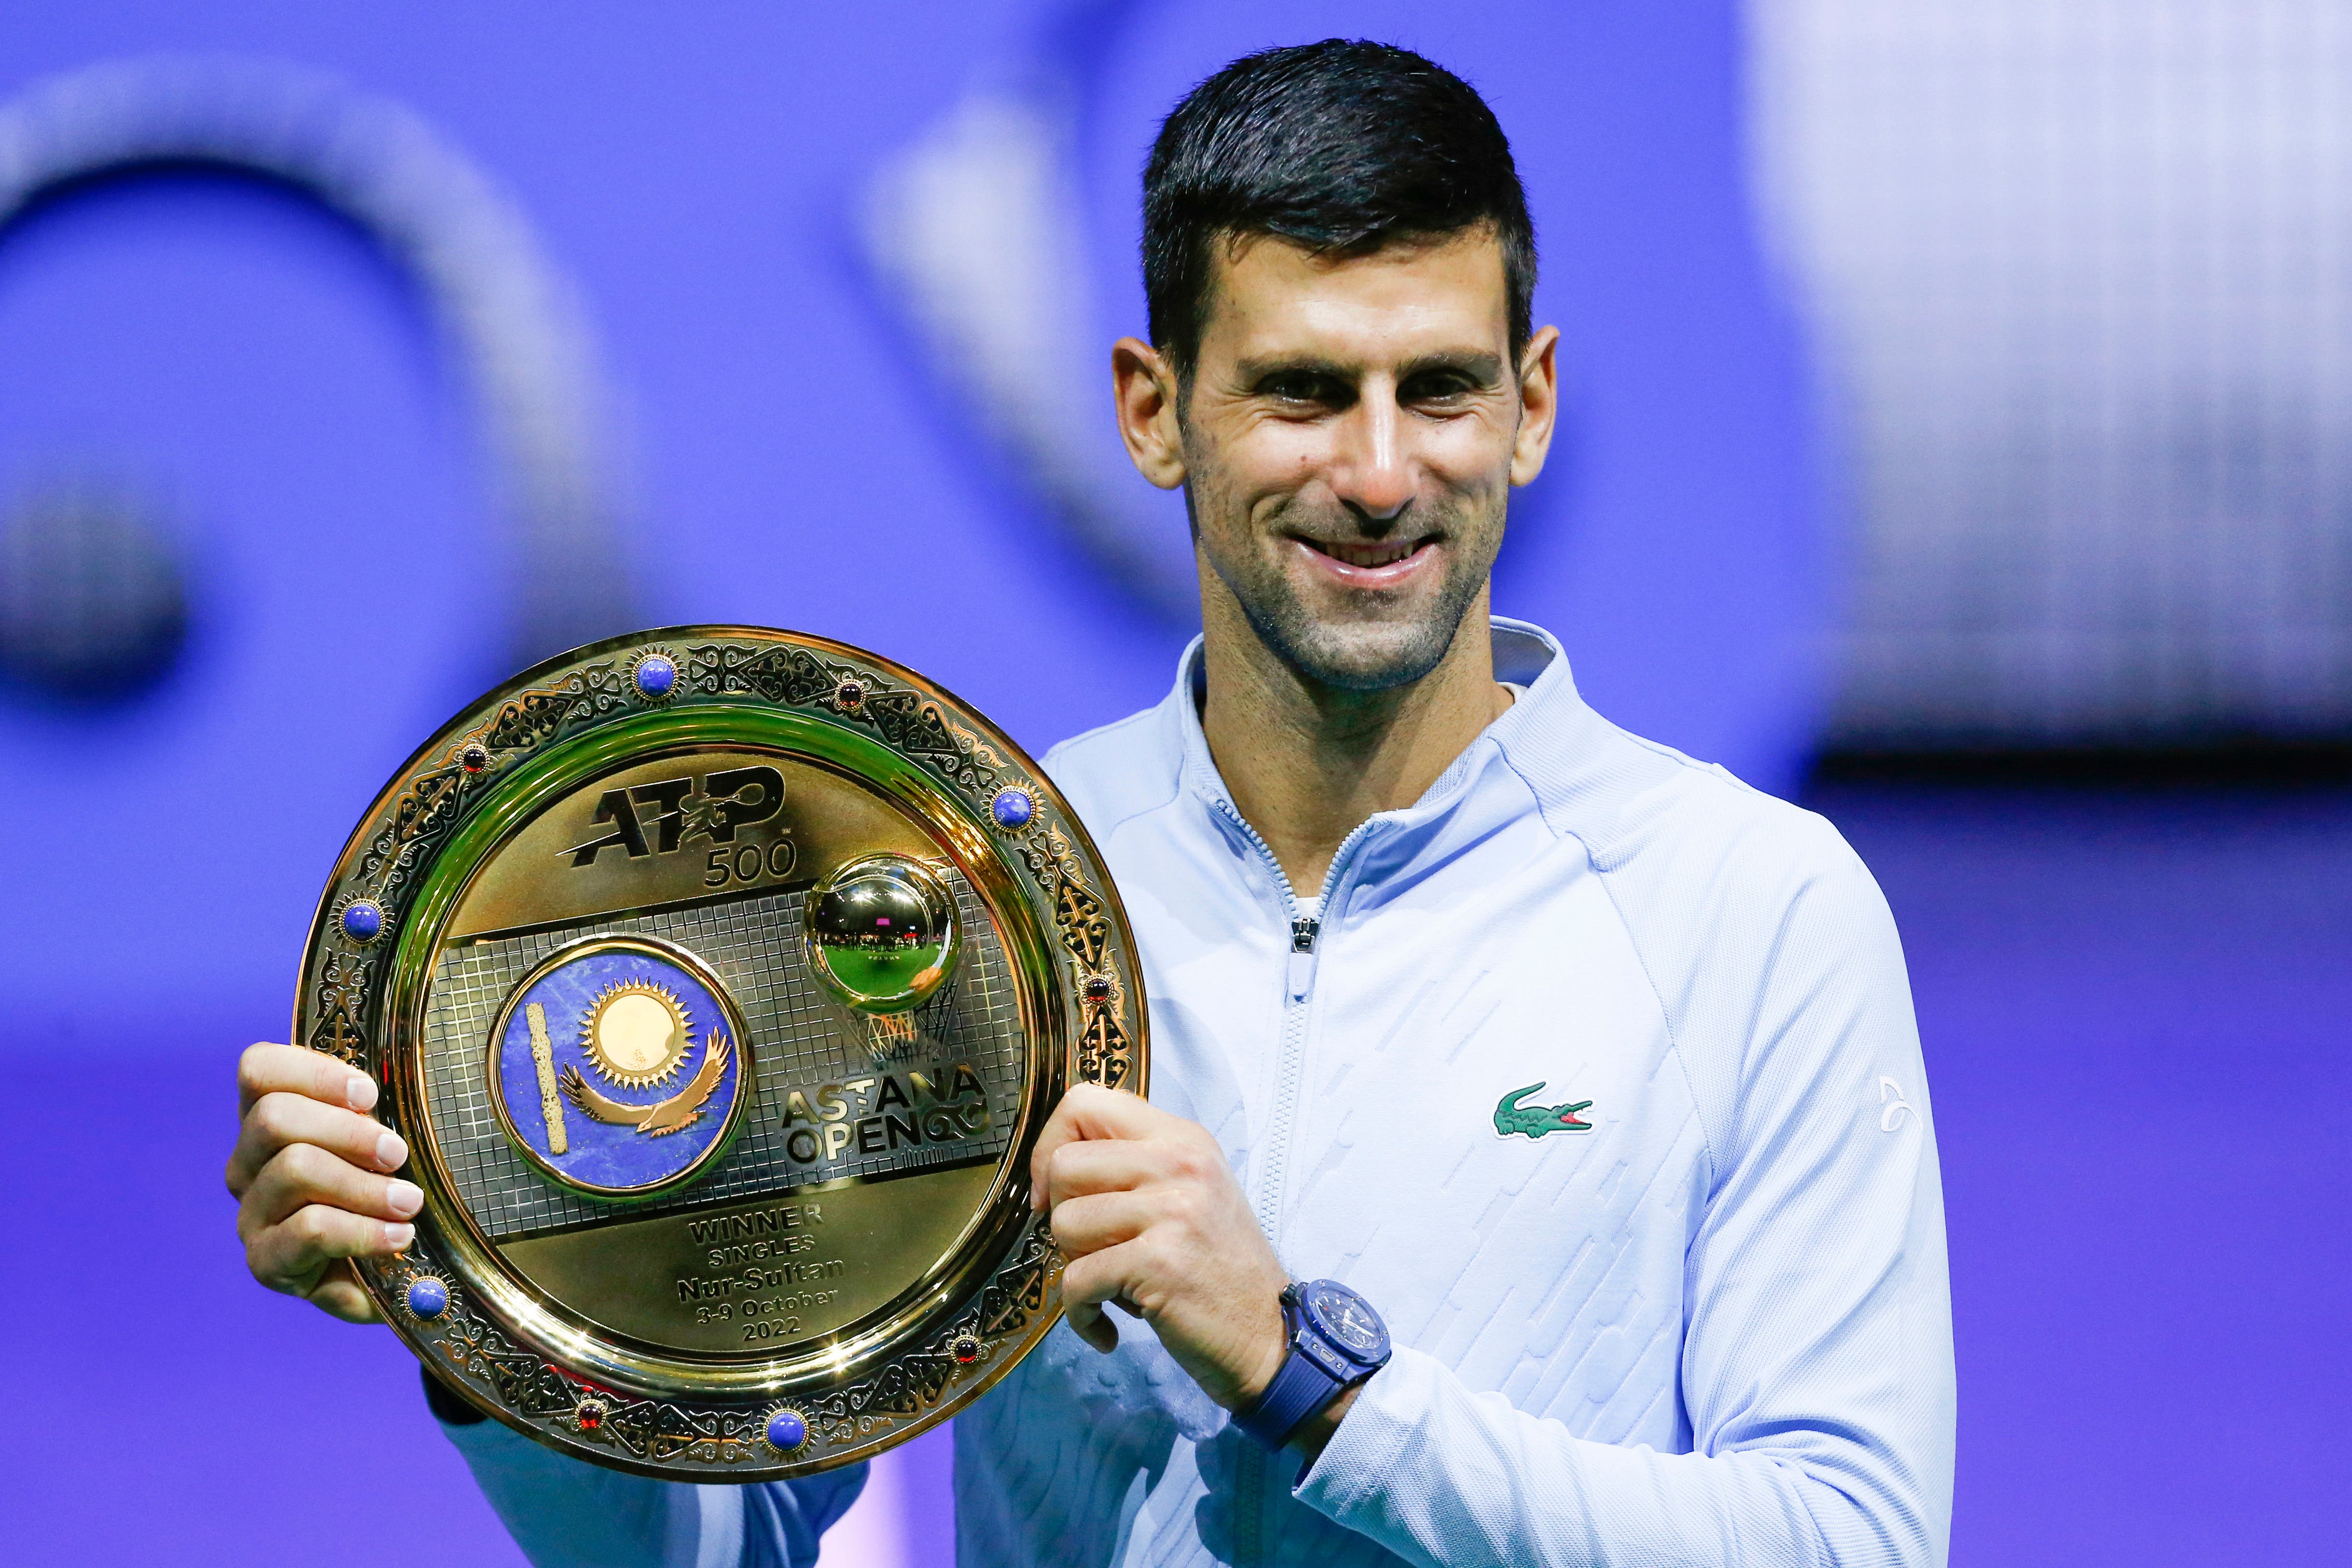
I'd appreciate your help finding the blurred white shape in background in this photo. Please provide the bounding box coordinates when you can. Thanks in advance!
[813,1421,955,1568]
[862,82,1197,622]
[0,55,634,666]
[818,1441,912,1566]
[1750,1,2352,746]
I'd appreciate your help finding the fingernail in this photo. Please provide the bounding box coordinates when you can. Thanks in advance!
[385,1222,415,1252]
[387,1180,424,1218]
[346,1075,378,1112]
[377,1130,408,1170]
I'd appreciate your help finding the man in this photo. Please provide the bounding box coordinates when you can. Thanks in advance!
[229,40,1953,1568]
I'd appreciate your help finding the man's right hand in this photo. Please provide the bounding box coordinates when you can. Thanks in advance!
[228,1043,423,1323]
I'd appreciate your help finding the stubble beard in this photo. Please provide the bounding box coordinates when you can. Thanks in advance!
[1190,483,1503,695]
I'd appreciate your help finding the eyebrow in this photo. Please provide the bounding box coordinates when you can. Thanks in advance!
[1400,351,1505,382]
[1235,350,1506,384]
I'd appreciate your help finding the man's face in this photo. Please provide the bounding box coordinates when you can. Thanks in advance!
[1170,228,1548,692]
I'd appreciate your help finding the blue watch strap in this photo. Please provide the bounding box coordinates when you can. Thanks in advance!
[1234,1280,1391,1452]
[1233,1331,1344,1450]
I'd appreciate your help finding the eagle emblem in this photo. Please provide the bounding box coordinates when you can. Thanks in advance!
[491,935,753,1197]
[562,1029,733,1137]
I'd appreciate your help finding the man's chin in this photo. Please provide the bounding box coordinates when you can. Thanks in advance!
[1268,620,1465,694]
[1216,546,1490,694]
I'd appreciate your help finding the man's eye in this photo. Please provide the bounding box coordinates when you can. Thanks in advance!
[1263,376,1330,403]
[1403,375,1476,404]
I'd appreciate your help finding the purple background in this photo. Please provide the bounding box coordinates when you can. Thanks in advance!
[0,4,2341,1565]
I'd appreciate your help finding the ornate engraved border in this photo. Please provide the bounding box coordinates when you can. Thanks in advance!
[387,1223,1059,1469]
[293,627,1144,1476]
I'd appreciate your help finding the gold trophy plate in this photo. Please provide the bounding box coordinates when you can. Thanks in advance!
[294,628,1145,1477]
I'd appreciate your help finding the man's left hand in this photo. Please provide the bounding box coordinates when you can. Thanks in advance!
[1032,1084,1289,1412]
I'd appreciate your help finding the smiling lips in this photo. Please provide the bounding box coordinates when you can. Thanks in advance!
[1291,534,1439,590]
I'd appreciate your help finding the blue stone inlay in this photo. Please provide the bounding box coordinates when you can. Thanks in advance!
[407,1277,450,1319]
[765,1409,807,1451]
[496,948,741,1192]
[991,788,1034,829]
[635,654,677,698]
[340,901,383,943]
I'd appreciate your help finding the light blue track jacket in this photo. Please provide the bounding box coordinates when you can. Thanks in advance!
[442,619,1955,1568]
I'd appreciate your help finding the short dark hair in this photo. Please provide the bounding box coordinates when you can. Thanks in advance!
[1143,40,1537,378]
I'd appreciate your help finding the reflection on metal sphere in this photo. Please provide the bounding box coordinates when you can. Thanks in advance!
[805,854,958,1013]
[0,477,189,703]
[812,868,940,950]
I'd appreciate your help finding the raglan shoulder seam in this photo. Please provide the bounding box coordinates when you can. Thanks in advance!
[1093,774,1189,845]
[1489,742,1726,1191]
[1040,704,1162,764]
[1589,849,1726,1198]
[1041,709,1188,844]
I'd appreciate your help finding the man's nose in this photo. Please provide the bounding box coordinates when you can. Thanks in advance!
[1329,393,1413,525]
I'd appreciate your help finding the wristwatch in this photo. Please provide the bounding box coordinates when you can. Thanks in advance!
[1233,1278,1392,1450]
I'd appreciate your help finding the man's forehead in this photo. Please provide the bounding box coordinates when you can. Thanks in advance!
[1203,228,1511,365]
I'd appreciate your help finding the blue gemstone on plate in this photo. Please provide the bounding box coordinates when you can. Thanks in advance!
[341,901,383,943]
[991,788,1033,829]
[635,655,677,698]
[407,1277,450,1319]
[766,1409,807,1451]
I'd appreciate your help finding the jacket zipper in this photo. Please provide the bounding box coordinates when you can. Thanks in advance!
[1213,801,1375,1567]
[1211,800,1375,1240]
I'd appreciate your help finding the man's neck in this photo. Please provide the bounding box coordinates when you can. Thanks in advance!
[1199,583,1512,898]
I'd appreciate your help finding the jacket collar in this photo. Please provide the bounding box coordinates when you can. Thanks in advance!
[1163,616,1581,839]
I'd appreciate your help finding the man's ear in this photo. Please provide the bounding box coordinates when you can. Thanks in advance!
[1112,337,1188,491]
[1509,325,1562,488]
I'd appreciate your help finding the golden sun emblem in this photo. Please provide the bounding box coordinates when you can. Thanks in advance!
[580,980,693,1088]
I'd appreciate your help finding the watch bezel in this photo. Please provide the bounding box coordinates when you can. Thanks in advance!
[1293,1279,1391,1372]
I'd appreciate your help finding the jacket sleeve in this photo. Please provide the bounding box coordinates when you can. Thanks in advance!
[1294,838,1955,1567]
[439,1412,867,1568]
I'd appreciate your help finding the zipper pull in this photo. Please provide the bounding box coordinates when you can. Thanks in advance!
[1286,915,1319,999]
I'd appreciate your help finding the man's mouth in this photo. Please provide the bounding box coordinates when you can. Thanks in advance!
[1291,534,1440,588]
[1313,539,1423,568]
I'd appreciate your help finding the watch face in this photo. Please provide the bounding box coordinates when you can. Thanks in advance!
[1302,1280,1389,1364]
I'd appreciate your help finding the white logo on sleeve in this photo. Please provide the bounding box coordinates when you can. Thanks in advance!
[1877,1076,1917,1132]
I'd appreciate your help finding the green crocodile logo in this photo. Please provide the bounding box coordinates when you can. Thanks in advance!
[1493,1082,1594,1140]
